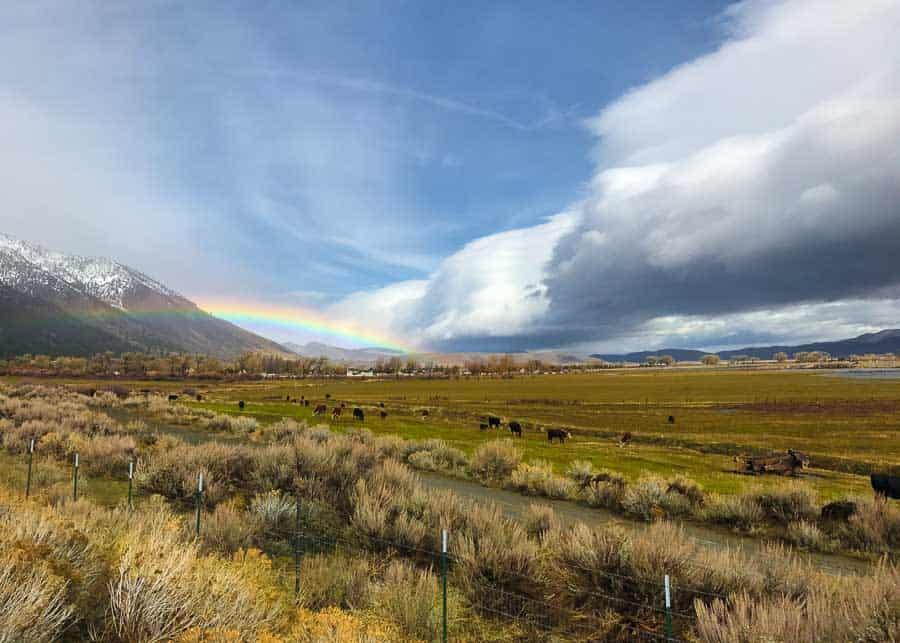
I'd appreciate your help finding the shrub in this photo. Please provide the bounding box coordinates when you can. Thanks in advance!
[786,520,831,551]
[702,494,765,531]
[407,450,438,471]
[297,554,374,611]
[508,461,575,499]
[202,501,262,554]
[831,495,900,553]
[523,504,558,540]
[666,476,706,507]
[469,440,522,482]
[746,485,817,525]
[374,560,442,641]
[565,459,597,487]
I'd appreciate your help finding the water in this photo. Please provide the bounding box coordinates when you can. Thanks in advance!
[829,369,900,379]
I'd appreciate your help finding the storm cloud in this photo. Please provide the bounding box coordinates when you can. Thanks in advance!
[345,0,900,352]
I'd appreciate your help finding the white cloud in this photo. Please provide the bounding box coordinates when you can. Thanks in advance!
[348,0,900,351]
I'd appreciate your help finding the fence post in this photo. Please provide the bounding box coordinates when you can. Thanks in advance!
[664,574,673,642]
[127,461,134,510]
[25,438,35,498]
[195,473,204,538]
[72,453,79,501]
[294,491,301,595]
[441,529,449,643]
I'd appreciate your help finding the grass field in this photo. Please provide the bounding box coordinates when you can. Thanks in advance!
[9,368,897,500]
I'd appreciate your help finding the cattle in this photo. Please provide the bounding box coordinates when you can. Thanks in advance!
[325,393,331,399]
[380,410,388,420]
[547,428,571,444]
[667,415,675,424]
[379,402,385,408]
[331,407,342,420]
[871,473,900,499]
[286,395,291,402]
[238,400,245,410]
[509,421,522,437]
[340,402,346,408]
[353,407,365,422]
[196,394,203,402]
[619,432,632,447]
[168,394,178,402]
[479,423,489,431]
[304,399,310,407]
[487,416,501,429]
[821,500,858,522]
[313,404,327,416]
[420,409,430,418]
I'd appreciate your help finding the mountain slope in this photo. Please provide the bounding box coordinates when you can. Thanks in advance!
[592,330,900,362]
[284,341,404,363]
[0,233,287,359]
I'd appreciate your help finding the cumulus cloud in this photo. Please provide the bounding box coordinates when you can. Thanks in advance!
[348,0,900,352]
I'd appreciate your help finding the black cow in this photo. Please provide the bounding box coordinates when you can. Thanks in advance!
[313,404,327,416]
[238,400,245,410]
[619,432,632,447]
[487,416,501,429]
[509,421,522,437]
[479,423,489,431]
[420,409,430,418]
[821,500,857,521]
[667,415,675,424]
[286,395,291,402]
[196,394,203,402]
[547,428,570,444]
[380,410,388,420]
[304,399,310,407]
[353,407,365,422]
[871,473,900,499]
[340,402,346,408]
[325,393,331,399]
[379,402,385,408]
[168,394,179,402]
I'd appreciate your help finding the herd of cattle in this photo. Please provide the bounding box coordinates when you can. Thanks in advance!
[206,395,900,500]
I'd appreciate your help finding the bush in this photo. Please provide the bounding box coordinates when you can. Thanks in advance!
[702,494,765,531]
[469,440,522,482]
[298,554,374,611]
[202,501,262,554]
[622,477,692,521]
[523,504,558,540]
[786,520,831,551]
[508,461,576,499]
[565,459,597,487]
[746,485,817,525]
[374,560,442,641]
[830,495,900,553]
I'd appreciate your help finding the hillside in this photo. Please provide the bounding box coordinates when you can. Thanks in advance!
[0,233,288,359]
[592,329,900,362]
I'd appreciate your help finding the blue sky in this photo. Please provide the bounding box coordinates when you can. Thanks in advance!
[2,1,900,352]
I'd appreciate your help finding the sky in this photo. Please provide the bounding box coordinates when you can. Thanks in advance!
[1,0,899,353]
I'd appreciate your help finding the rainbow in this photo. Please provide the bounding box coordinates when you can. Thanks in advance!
[194,297,414,353]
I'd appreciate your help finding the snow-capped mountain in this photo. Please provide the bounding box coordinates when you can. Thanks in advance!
[0,232,288,359]
[0,233,182,310]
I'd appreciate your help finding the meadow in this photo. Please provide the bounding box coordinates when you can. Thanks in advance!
[131,368,900,500]
[0,378,897,641]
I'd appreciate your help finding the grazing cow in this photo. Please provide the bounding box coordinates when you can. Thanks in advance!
[238,400,245,410]
[509,421,522,437]
[313,404,327,416]
[168,394,178,402]
[380,410,388,420]
[353,407,365,422]
[340,402,346,409]
[871,473,900,499]
[547,428,571,444]
[479,423,489,431]
[821,500,857,522]
[196,394,203,402]
[667,415,675,424]
[619,432,632,447]
[331,407,342,420]
[420,409,430,418]
[304,399,310,407]
[379,402,385,408]
[325,393,331,399]
[487,416,501,429]
[286,395,291,402]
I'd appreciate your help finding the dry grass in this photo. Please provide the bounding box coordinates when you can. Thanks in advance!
[469,439,522,481]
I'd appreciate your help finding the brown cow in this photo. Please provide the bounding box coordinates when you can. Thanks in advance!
[313,404,327,416]
[331,407,342,420]
[619,432,632,447]
[380,410,388,420]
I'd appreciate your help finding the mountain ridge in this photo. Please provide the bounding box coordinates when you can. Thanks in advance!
[592,329,900,362]
[0,233,288,359]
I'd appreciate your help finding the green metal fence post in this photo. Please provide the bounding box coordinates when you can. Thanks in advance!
[72,453,79,501]
[294,492,301,595]
[195,472,204,538]
[441,529,449,643]
[25,438,34,498]
[127,460,134,510]
[664,574,673,642]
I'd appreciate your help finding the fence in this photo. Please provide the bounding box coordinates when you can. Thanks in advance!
[14,450,734,642]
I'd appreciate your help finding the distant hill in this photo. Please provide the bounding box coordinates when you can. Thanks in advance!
[283,341,404,363]
[0,233,289,359]
[592,329,900,362]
